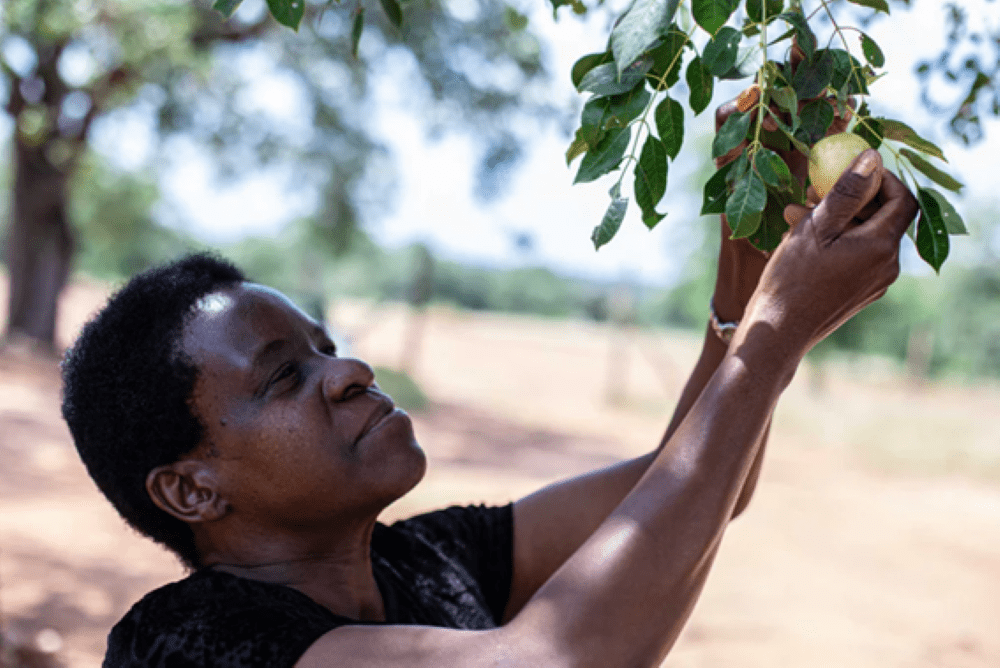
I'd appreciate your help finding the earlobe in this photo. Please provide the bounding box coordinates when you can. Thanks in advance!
[146,461,230,524]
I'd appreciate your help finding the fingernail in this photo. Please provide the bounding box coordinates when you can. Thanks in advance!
[852,151,878,177]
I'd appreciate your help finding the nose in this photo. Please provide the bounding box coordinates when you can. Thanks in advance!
[321,357,376,402]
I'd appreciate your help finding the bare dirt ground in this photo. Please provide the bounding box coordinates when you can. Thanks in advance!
[1,278,998,667]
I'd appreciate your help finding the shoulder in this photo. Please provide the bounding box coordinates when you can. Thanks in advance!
[388,503,513,550]
[105,569,347,668]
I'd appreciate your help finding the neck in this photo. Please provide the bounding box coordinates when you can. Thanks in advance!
[201,522,386,621]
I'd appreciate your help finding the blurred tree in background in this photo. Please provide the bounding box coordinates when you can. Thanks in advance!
[0,0,554,351]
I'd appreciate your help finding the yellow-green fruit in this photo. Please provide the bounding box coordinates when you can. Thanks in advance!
[808,133,872,198]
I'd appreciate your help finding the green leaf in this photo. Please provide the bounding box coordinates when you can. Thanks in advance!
[726,149,750,185]
[350,5,365,56]
[574,128,631,184]
[578,60,650,96]
[879,119,946,160]
[778,10,816,60]
[770,85,797,112]
[702,160,734,215]
[754,148,794,191]
[379,0,403,27]
[900,148,964,193]
[702,26,742,76]
[635,136,669,226]
[654,95,684,159]
[592,189,629,249]
[572,52,614,89]
[792,49,834,99]
[686,56,714,115]
[921,187,967,234]
[768,110,811,156]
[745,0,784,24]
[717,41,762,80]
[213,0,244,18]
[566,137,590,165]
[797,98,834,144]
[853,116,883,149]
[692,0,739,35]
[915,189,950,272]
[829,49,869,95]
[712,110,752,159]
[860,34,884,68]
[267,0,305,30]
[726,170,767,237]
[604,87,652,128]
[846,0,889,13]
[749,187,792,252]
[612,0,682,75]
[648,25,690,88]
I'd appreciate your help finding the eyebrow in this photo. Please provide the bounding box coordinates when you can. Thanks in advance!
[250,323,334,373]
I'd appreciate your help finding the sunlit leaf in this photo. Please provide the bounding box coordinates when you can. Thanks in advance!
[745,0,784,24]
[915,188,949,272]
[829,49,869,95]
[635,136,668,226]
[655,95,684,159]
[686,56,714,115]
[213,0,244,18]
[572,51,614,88]
[712,110,751,159]
[692,0,739,35]
[797,98,834,144]
[267,0,305,30]
[379,0,403,27]
[702,26,742,76]
[853,116,883,149]
[754,148,793,191]
[578,59,651,95]
[592,187,629,249]
[879,119,946,160]
[846,0,889,14]
[726,169,767,237]
[574,127,631,184]
[648,25,690,88]
[702,160,734,215]
[901,148,964,192]
[612,0,682,75]
[860,34,884,68]
[921,187,967,234]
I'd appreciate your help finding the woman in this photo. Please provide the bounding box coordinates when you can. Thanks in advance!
[62,119,917,665]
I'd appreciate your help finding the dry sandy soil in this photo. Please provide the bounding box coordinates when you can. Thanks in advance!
[1,277,998,667]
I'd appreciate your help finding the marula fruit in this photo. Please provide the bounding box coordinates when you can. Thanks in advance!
[808,133,873,198]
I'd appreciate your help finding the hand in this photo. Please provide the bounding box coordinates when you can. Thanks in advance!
[743,149,919,354]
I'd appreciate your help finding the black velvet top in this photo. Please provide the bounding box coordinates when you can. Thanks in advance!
[104,504,514,667]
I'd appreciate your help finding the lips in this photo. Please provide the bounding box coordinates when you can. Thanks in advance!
[354,392,398,445]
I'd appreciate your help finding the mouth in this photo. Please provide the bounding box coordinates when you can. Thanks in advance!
[354,392,400,445]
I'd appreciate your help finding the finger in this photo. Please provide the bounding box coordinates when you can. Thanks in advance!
[810,149,884,239]
[847,169,920,241]
[783,204,811,228]
[806,185,821,206]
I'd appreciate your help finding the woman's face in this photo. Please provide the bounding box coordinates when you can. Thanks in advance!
[178,282,426,534]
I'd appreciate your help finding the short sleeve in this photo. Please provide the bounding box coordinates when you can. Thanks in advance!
[104,570,345,668]
[392,503,514,624]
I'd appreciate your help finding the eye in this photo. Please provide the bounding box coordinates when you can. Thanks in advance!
[267,361,301,390]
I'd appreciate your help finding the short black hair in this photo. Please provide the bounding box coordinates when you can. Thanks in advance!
[61,253,246,568]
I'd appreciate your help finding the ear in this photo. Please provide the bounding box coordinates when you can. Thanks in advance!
[146,460,230,524]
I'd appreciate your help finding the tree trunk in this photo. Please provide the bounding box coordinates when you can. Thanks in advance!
[3,138,75,353]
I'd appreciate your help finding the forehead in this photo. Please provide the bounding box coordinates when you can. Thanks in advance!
[180,282,317,368]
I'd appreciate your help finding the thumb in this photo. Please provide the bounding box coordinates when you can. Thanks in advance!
[810,149,883,242]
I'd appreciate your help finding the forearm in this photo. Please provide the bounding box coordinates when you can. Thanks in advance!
[511,336,798,667]
[661,320,772,518]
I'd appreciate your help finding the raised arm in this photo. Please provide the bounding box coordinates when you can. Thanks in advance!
[297,152,918,667]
